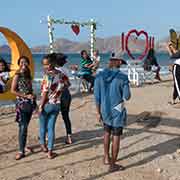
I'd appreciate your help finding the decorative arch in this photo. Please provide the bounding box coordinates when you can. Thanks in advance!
[0,27,34,101]
[125,29,149,60]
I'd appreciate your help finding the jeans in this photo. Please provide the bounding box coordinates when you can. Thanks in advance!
[18,111,33,153]
[61,88,72,135]
[39,103,60,150]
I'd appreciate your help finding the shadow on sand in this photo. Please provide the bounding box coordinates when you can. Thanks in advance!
[0,112,180,179]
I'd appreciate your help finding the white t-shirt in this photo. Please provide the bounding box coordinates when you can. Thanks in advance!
[174,58,180,66]
[93,55,100,62]
[0,72,9,86]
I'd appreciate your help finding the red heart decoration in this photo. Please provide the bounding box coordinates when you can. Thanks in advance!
[125,29,149,60]
[71,25,80,35]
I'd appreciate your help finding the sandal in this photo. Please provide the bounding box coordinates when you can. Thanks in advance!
[40,145,48,153]
[168,101,177,105]
[15,152,25,160]
[25,147,33,153]
[65,135,73,144]
[47,151,57,159]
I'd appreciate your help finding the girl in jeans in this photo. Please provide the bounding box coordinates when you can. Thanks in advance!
[39,54,69,159]
[11,56,36,160]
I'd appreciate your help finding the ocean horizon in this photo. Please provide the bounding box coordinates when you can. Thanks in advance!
[0,52,173,80]
[0,52,172,104]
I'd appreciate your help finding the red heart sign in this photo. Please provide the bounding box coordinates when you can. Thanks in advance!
[71,25,80,35]
[125,29,149,60]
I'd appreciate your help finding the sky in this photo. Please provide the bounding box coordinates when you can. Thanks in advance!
[0,0,180,47]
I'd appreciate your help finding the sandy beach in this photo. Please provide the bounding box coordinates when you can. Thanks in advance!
[0,77,180,180]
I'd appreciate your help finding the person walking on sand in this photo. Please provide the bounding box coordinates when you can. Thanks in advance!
[54,53,73,144]
[38,54,69,159]
[167,42,180,105]
[94,56,131,172]
[11,56,36,160]
[143,48,161,81]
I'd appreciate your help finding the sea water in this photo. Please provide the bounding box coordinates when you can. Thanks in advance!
[0,52,173,79]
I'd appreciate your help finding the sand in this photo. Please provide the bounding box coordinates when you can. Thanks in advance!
[0,78,180,180]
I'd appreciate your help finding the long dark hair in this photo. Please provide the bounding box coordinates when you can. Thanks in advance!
[80,50,91,60]
[42,53,68,68]
[55,53,67,67]
[42,53,57,67]
[0,57,10,72]
[16,56,31,80]
[146,48,155,59]
[17,56,30,66]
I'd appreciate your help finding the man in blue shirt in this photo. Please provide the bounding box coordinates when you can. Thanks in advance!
[94,56,131,172]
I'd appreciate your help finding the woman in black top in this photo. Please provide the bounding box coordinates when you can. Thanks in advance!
[11,56,36,160]
[143,48,161,81]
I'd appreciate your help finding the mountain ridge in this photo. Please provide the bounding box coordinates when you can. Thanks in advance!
[0,35,169,54]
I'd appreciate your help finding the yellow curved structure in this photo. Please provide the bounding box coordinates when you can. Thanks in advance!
[0,27,34,101]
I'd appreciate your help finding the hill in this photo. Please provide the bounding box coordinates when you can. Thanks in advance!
[0,35,170,54]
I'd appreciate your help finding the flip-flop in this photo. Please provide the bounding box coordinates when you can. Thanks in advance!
[168,101,177,105]
[40,145,48,153]
[65,136,73,145]
[15,153,25,160]
[47,152,57,159]
[109,164,125,172]
[169,29,178,50]
[25,147,33,153]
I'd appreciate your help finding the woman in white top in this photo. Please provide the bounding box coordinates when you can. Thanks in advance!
[92,50,100,73]
[0,58,10,93]
[167,43,180,104]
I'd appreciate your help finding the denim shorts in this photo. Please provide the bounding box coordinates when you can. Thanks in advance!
[104,123,123,136]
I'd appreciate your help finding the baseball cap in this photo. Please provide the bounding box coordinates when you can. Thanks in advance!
[109,56,127,65]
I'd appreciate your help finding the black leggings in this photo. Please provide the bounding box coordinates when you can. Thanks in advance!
[172,64,180,100]
[60,88,72,135]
